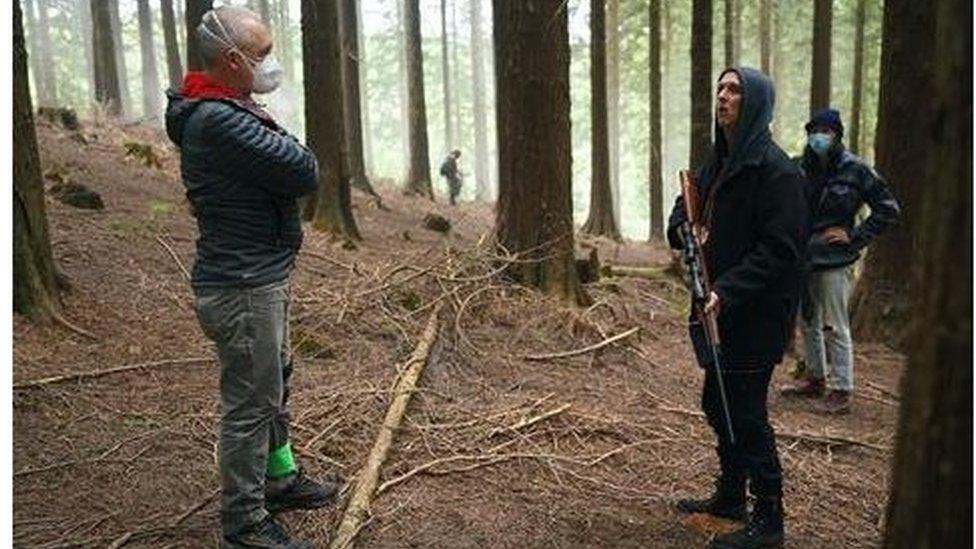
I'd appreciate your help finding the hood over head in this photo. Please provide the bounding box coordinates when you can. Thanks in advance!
[713,66,775,177]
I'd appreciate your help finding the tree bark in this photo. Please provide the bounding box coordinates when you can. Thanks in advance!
[110,0,132,116]
[338,0,376,196]
[648,0,663,242]
[137,0,163,118]
[883,1,972,546]
[809,0,832,116]
[581,0,620,240]
[14,0,61,320]
[185,0,214,72]
[759,0,771,74]
[302,0,361,239]
[851,0,935,346]
[161,0,185,90]
[607,0,620,225]
[91,0,123,116]
[403,0,434,199]
[492,0,583,303]
[450,0,460,150]
[849,0,866,155]
[441,0,453,151]
[278,0,295,80]
[690,0,712,171]
[470,0,490,201]
[35,0,59,107]
[258,0,271,22]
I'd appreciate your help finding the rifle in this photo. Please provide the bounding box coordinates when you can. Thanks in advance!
[678,170,736,445]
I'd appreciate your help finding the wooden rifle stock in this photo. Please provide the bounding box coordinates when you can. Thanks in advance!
[678,170,720,345]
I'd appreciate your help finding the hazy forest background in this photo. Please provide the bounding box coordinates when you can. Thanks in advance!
[21,0,883,240]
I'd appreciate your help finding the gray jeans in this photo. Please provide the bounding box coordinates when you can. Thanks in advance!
[194,279,295,534]
[801,265,854,391]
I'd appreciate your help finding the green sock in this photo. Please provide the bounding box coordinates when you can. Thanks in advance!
[267,442,298,479]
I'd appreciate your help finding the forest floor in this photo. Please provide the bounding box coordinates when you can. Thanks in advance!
[14,117,903,548]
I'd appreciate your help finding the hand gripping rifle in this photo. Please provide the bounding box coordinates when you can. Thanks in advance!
[678,170,735,445]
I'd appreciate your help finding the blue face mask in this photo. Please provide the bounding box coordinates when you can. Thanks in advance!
[808,132,834,156]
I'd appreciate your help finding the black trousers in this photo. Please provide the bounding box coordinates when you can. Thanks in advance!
[702,365,783,498]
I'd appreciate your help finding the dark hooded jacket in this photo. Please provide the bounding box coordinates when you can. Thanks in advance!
[667,67,808,368]
[165,92,318,289]
[798,143,900,271]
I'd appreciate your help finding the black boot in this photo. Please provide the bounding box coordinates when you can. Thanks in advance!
[221,516,312,549]
[709,496,784,548]
[266,470,341,514]
[676,475,747,522]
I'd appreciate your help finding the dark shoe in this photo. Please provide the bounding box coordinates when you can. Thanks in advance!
[221,516,312,549]
[779,377,824,399]
[817,390,851,415]
[676,477,747,522]
[266,471,341,514]
[709,496,784,548]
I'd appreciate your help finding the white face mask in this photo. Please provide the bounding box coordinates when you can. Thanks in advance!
[204,11,283,95]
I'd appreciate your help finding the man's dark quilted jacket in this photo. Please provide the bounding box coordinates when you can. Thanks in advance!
[165,92,318,288]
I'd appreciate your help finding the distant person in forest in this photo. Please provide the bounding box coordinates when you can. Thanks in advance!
[780,108,900,414]
[164,7,336,549]
[439,149,464,205]
[668,67,807,549]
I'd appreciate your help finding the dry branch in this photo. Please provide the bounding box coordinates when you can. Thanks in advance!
[487,403,571,438]
[155,235,190,281]
[523,327,639,361]
[14,357,212,390]
[330,303,443,549]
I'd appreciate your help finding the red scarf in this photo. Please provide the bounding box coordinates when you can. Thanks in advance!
[179,72,279,129]
[180,71,247,100]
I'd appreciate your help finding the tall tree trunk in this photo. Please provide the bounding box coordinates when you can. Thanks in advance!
[690,0,712,170]
[581,0,620,240]
[759,0,771,74]
[161,0,184,90]
[849,0,866,155]
[302,0,361,239]
[258,0,271,21]
[278,0,295,80]
[648,0,663,242]
[35,0,59,107]
[850,0,935,345]
[440,0,453,150]
[492,0,582,303]
[78,0,97,103]
[24,0,47,105]
[770,0,783,138]
[396,0,410,181]
[470,0,489,201]
[607,0,621,226]
[358,0,374,176]
[450,0,460,150]
[404,0,433,198]
[338,0,376,196]
[732,0,741,64]
[14,0,61,320]
[185,0,213,71]
[91,0,122,116]
[809,0,832,116]
[883,2,972,546]
[110,0,132,116]
[137,0,162,118]
[723,0,734,68]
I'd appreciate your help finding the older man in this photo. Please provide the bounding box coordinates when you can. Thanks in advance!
[669,68,807,548]
[165,7,335,548]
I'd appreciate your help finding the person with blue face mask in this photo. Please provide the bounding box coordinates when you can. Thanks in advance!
[781,108,901,415]
[165,7,338,548]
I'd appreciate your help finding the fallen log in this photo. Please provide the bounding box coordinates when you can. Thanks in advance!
[329,303,443,549]
[601,264,671,280]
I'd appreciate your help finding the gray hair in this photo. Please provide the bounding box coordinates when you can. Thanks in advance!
[196,7,262,69]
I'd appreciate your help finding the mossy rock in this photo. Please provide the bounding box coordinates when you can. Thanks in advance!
[37,107,80,131]
[124,141,163,169]
[422,213,451,233]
